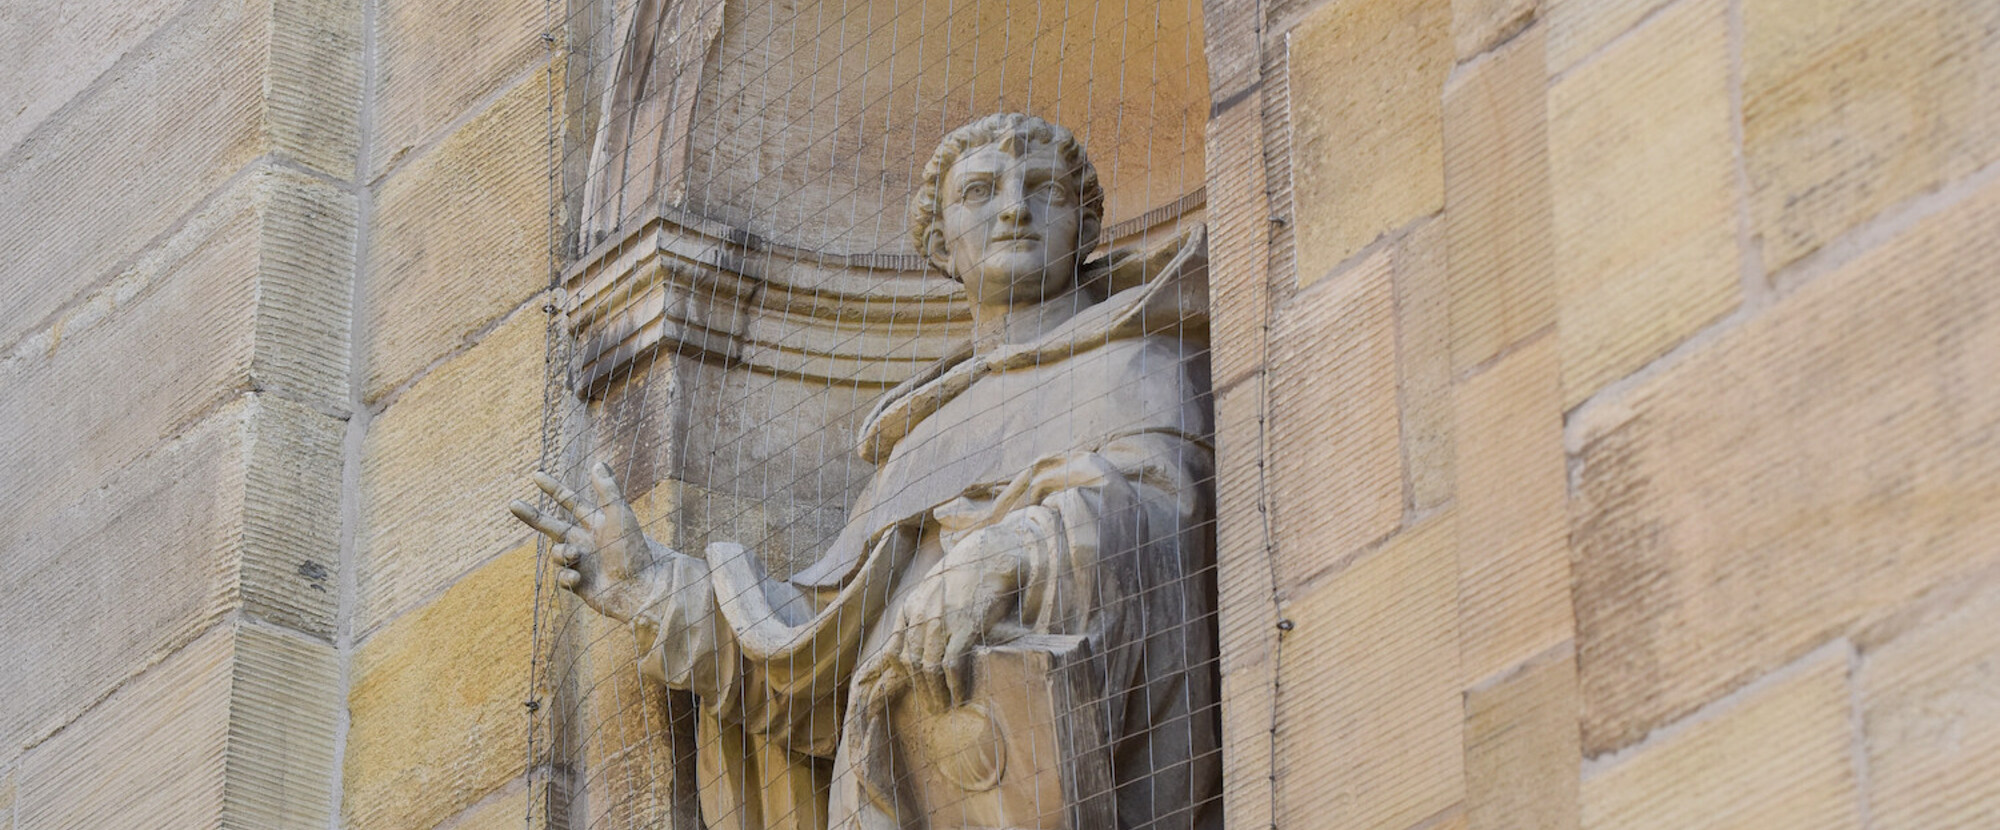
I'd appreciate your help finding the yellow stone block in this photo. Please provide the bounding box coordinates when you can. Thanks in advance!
[1569,170,2000,756]
[434,779,552,830]
[1268,248,1404,587]
[1278,515,1462,830]
[1861,582,2000,830]
[1743,0,2000,271]
[357,309,545,632]
[1395,217,1456,512]
[1544,0,1673,74]
[373,0,546,175]
[1464,649,1580,830]
[1452,0,1537,60]
[367,68,554,401]
[1548,0,1739,407]
[1580,648,1860,830]
[1287,0,1451,286]
[1444,26,1554,371]
[1454,335,1570,686]
[346,545,542,830]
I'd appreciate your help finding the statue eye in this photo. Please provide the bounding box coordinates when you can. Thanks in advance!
[959,181,992,203]
[1037,181,1072,206]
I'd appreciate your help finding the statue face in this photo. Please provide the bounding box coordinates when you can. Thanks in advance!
[936,142,1084,306]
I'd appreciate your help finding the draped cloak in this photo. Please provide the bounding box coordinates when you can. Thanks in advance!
[628,227,1220,830]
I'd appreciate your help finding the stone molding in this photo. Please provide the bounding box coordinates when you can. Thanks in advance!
[560,188,1206,397]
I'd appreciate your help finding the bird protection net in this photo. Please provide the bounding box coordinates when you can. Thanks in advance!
[523,0,1217,827]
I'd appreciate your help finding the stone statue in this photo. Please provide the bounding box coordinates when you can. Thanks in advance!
[512,113,1219,830]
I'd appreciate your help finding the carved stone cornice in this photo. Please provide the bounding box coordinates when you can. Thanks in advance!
[559,188,1208,398]
[559,208,970,397]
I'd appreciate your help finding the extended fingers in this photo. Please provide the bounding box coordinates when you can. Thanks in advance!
[589,461,627,508]
[532,471,586,514]
[942,629,974,707]
[509,500,577,541]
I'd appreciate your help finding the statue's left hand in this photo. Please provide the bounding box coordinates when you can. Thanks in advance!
[884,528,1030,710]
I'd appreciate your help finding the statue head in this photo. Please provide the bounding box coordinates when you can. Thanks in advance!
[909,114,1105,307]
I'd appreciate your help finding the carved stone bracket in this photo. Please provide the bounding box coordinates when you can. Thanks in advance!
[560,208,971,398]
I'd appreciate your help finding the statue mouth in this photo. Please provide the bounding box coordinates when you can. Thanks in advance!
[991,232,1041,243]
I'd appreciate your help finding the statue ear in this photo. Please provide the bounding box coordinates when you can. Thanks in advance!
[924,226,953,273]
[1079,214,1102,257]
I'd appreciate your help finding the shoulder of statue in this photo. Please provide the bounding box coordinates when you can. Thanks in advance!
[852,224,1209,465]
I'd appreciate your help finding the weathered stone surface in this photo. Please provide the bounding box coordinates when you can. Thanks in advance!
[346,545,541,830]
[1,390,340,757]
[1287,0,1451,286]
[1742,0,2000,272]
[372,0,546,175]
[1570,171,2000,756]
[1205,93,1273,390]
[1579,648,1861,830]
[0,0,358,354]
[1548,0,1738,407]
[15,626,233,830]
[0,168,351,569]
[1452,0,1536,60]
[1395,218,1456,512]
[435,779,550,830]
[1455,335,1570,685]
[1465,648,1580,830]
[0,0,187,153]
[1268,248,1404,587]
[366,68,551,401]
[358,309,543,632]
[1214,380,1278,830]
[1444,26,1554,371]
[1278,515,1462,830]
[1544,0,1673,74]
[1861,580,2000,830]
[15,622,338,830]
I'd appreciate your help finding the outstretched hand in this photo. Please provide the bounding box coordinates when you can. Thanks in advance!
[509,461,661,622]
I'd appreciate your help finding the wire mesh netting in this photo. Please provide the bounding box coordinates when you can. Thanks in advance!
[523,0,1218,827]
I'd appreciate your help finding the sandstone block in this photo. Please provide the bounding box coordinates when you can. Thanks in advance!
[1213,382,1277,669]
[1569,172,2000,756]
[346,545,542,830]
[357,309,545,632]
[15,627,234,830]
[0,0,187,153]
[436,779,551,830]
[1268,248,1404,587]
[1860,580,2000,830]
[0,0,358,353]
[1444,26,1554,371]
[1579,648,1860,830]
[372,0,547,176]
[1,391,341,754]
[1278,515,1462,830]
[0,168,350,563]
[366,68,554,401]
[1454,335,1570,685]
[15,622,339,830]
[1742,0,2000,271]
[1548,0,1738,407]
[1395,217,1456,512]
[1452,0,1536,61]
[1464,649,1579,830]
[1287,0,1451,286]
[1544,0,1672,74]
[1205,95,1272,390]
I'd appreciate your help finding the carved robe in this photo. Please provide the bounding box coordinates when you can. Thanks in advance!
[630,229,1220,830]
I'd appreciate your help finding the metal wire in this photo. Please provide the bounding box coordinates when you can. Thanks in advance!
[529,1,1215,826]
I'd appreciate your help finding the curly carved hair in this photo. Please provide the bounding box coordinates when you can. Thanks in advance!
[908,113,1104,278]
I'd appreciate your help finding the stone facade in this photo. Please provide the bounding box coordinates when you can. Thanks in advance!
[3,1,1998,829]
